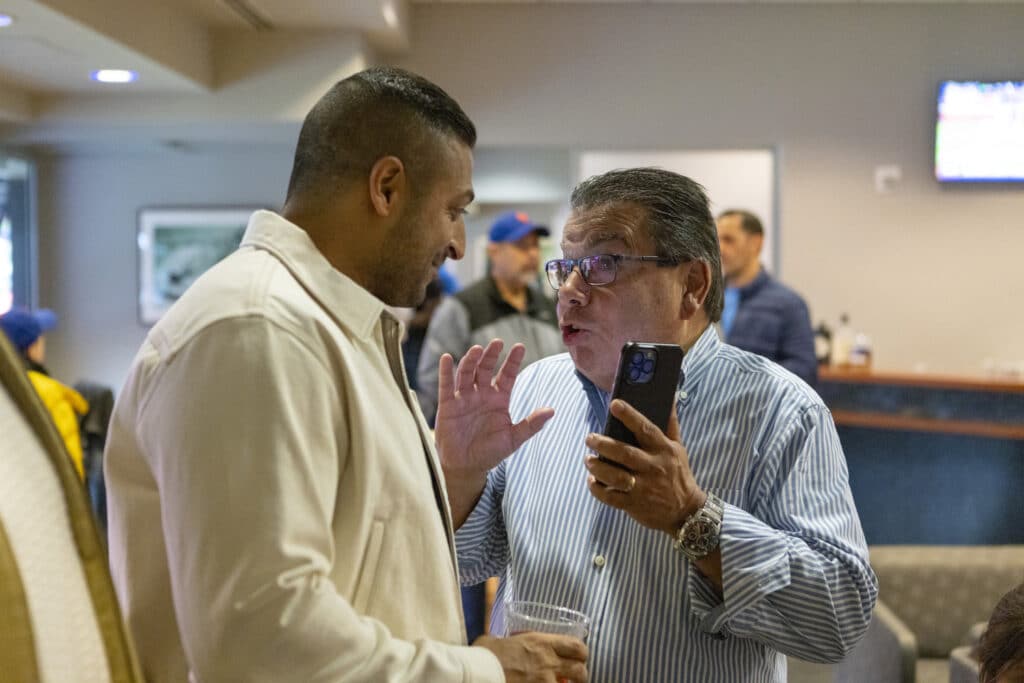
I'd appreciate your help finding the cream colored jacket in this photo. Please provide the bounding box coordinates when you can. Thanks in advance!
[105,211,503,683]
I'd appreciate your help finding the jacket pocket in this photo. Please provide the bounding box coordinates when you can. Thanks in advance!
[352,521,386,613]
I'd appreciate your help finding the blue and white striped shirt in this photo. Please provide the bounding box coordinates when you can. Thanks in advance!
[456,326,877,682]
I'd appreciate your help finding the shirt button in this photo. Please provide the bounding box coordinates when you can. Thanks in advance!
[678,390,688,401]
[593,554,606,568]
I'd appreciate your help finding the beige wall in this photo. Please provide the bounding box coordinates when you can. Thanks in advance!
[397,3,1024,375]
[27,3,1024,387]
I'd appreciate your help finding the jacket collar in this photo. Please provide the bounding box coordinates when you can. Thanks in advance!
[737,267,771,301]
[240,210,387,340]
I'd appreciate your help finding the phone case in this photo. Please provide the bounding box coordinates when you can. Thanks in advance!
[602,342,684,448]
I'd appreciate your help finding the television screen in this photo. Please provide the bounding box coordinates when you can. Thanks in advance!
[935,80,1024,182]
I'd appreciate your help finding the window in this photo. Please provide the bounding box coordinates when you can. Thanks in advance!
[0,155,33,314]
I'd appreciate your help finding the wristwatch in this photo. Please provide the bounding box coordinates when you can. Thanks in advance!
[673,492,724,561]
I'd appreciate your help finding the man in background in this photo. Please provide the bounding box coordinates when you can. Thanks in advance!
[417,210,562,420]
[104,66,586,683]
[716,209,817,385]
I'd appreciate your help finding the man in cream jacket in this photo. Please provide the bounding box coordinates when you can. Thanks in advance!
[104,67,587,683]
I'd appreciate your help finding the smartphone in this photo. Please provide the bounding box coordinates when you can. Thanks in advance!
[602,342,684,448]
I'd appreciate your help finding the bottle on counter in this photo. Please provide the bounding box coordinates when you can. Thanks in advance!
[849,332,873,369]
[830,313,855,368]
[814,322,832,367]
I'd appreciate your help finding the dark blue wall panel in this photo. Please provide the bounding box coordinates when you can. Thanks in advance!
[840,426,1024,545]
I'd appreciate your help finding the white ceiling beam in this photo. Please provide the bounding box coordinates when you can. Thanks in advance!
[2,31,370,148]
[30,0,214,89]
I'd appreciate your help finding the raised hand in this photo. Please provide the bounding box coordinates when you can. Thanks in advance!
[433,339,554,526]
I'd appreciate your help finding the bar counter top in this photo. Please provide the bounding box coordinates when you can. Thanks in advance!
[819,367,1024,394]
[818,367,1024,440]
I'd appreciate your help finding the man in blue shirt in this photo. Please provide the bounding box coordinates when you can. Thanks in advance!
[717,209,818,385]
[435,168,876,682]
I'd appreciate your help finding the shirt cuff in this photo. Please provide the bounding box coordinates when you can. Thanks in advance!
[688,502,792,635]
[456,644,505,683]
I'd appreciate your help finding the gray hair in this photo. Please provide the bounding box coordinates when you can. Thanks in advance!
[569,167,724,322]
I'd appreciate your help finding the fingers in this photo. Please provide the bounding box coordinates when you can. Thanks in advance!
[510,407,555,448]
[454,345,483,394]
[493,343,527,393]
[475,339,504,384]
[454,340,505,395]
[666,405,681,442]
[608,399,668,450]
[584,455,636,492]
[584,432,648,474]
[587,474,628,511]
[546,634,589,662]
[438,353,455,402]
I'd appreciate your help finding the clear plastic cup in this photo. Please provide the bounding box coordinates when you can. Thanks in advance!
[504,600,590,642]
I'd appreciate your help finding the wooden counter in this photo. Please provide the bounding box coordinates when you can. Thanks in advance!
[817,366,1024,545]
[818,367,1024,440]
[820,367,1024,394]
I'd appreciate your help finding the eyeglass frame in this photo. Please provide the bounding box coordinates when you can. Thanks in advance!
[544,253,681,291]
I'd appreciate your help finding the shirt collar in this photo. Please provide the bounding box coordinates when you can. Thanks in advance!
[240,210,387,340]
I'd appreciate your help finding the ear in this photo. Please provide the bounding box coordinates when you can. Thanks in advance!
[368,156,406,217]
[680,261,712,319]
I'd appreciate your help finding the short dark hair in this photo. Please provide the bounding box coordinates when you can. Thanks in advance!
[569,168,724,322]
[285,66,476,204]
[977,583,1024,683]
[718,209,764,237]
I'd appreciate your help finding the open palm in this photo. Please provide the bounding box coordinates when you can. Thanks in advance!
[434,339,554,478]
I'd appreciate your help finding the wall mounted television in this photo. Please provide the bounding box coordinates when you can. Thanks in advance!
[935,80,1024,182]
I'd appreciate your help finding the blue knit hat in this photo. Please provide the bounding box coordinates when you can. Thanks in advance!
[0,308,57,353]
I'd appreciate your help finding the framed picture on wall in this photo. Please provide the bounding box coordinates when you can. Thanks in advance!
[137,207,256,325]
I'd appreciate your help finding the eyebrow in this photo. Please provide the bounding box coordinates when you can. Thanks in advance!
[562,229,632,252]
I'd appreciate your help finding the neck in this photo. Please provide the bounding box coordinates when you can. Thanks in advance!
[283,201,380,293]
[727,261,762,288]
[681,317,710,352]
[493,275,528,311]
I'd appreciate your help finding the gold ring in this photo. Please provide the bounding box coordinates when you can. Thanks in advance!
[626,474,636,493]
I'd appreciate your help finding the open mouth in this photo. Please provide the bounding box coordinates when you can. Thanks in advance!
[561,324,585,344]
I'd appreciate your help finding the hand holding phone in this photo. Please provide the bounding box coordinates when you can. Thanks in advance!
[603,342,684,449]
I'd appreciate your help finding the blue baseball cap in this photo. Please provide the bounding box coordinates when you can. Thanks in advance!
[488,211,550,244]
[0,308,57,354]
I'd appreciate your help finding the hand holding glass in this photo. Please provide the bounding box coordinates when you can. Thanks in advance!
[504,601,590,641]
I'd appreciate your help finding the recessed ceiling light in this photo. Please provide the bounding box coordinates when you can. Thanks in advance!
[91,69,137,84]
[0,13,15,27]
[382,1,398,29]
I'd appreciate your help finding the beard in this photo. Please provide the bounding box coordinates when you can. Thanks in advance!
[373,252,435,308]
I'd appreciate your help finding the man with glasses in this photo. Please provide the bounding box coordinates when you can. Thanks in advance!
[417,211,562,424]
[440,168,877,682]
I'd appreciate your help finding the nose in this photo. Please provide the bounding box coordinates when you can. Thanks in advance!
[447,224,466,261]
[557,268,590,308]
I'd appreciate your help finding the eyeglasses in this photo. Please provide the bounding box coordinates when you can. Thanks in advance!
[544,254,679,290]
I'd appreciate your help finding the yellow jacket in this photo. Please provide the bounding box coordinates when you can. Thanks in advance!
[28,370,88,480]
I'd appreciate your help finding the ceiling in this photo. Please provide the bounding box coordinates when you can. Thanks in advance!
[1,0,1021,148]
